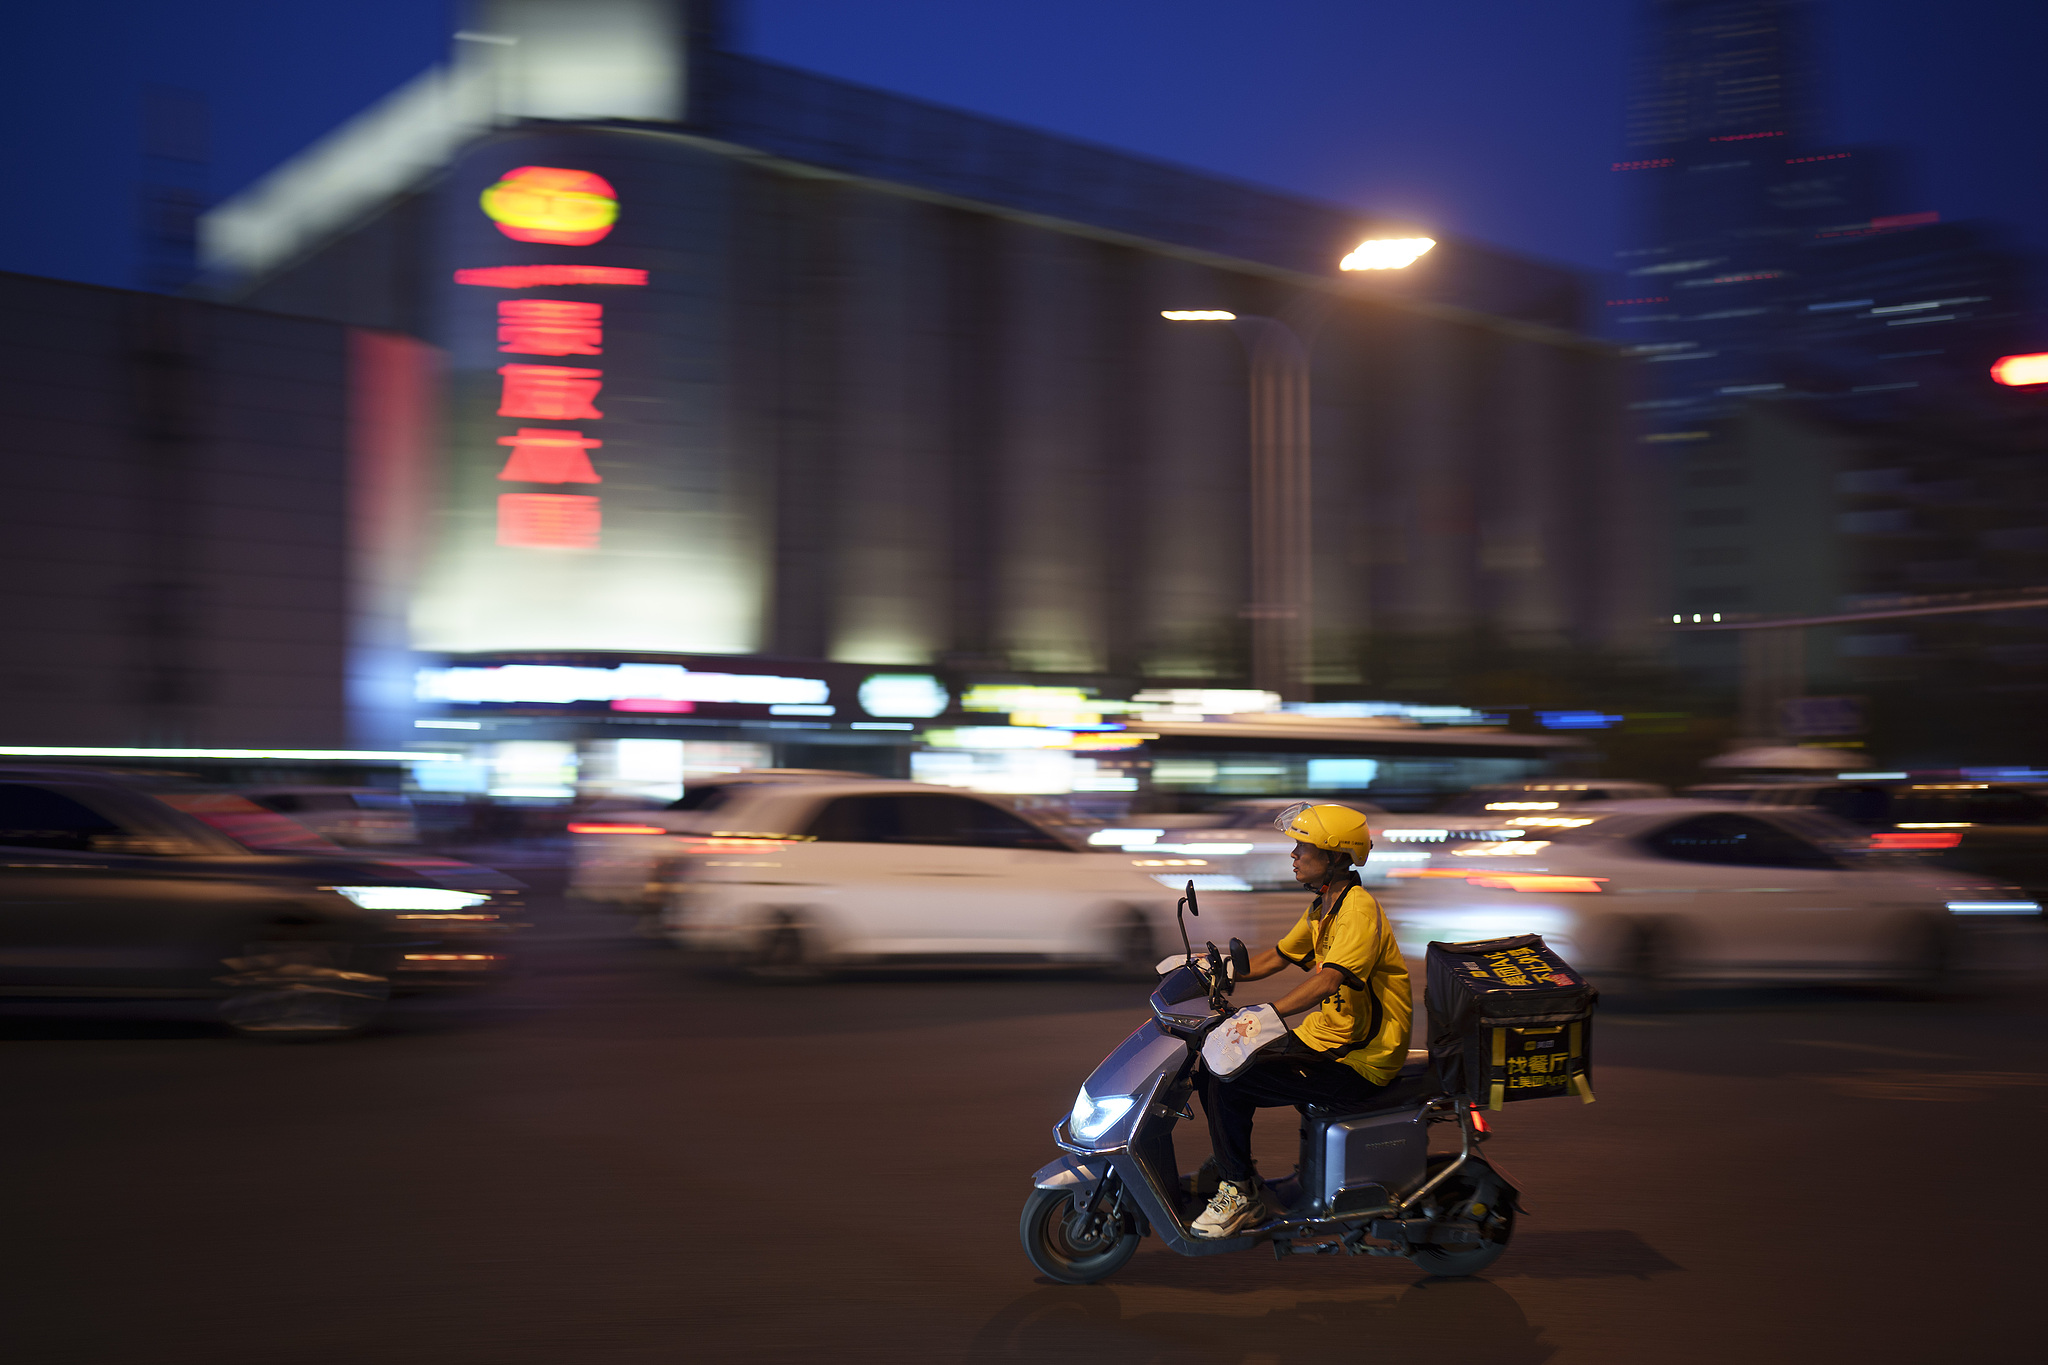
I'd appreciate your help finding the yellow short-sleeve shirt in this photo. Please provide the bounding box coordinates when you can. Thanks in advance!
[1276,882,1412,1085]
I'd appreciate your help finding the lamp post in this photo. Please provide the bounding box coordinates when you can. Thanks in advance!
[1163,236,1434,702]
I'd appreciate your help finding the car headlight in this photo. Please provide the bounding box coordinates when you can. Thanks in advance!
[329,886,492,912]
[1069,1088,1136,1143]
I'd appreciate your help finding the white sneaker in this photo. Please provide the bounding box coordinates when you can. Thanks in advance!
[1190,1179,1263,1238]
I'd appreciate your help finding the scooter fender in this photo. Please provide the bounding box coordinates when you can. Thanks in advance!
[1033,1154,1109,1192]
[1466,1152,1528,1213]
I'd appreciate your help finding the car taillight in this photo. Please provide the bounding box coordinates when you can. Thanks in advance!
[1873,831,1963,850]
[567,823,667,835]
[1391,869,1605,893]
[1463,874,1606,893]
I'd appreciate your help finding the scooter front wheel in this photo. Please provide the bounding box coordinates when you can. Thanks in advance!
[1019,1186,1140,1284]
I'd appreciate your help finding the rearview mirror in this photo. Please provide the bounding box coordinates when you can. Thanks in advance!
[1229,937,1250,982]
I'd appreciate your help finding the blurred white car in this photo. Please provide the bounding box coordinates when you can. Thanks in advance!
[240,787,417,846]
[1377,800,2034,983]
[639,781,1181,976]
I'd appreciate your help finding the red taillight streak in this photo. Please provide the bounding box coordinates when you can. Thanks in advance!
[1873,831,1963,850]
[1389,869,1605,892]
[567,823,667,835]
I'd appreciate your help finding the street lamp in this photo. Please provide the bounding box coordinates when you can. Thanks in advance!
[1164,238,1436,701]
[1162,308,1311,700]
[1339,237,1436,272]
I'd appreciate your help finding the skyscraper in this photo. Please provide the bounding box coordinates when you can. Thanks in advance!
[1622,0,2048,756]
[1617,0,2030,424]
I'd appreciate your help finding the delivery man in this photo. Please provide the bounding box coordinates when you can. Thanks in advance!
[1191,802,1413,1239]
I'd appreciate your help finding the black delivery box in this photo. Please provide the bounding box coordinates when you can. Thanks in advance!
[1425,934,1597,1111]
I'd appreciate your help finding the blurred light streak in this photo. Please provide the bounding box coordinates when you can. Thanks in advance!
[1464,875,1605,893]
[1991,353,2048,386]
[329,886,490,910]
[858,674,949,717]
[0,746,457,761]
[1160,310,1235,320]
[1339,238,1435,271]
[418,664,832,707]
[1872,831,1964,849]
[455,265,648,287]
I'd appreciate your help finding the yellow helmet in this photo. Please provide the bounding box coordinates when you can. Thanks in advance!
[1274,802,1373,860]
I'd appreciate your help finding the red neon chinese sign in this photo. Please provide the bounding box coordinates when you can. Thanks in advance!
[480,167,619,245]
[496,428,603,484]
[498,299,603,355]
[470,170,636,549]
[498,493,601,549]
[455,265,646,288]
[498,365,605,421]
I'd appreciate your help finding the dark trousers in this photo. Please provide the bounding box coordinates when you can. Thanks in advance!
[1201,1032,1383,1184]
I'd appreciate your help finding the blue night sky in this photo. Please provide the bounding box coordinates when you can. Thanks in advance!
[1,0,2042,318]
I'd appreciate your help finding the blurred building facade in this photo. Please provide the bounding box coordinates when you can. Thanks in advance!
[1616,0,2035,427]
[1622,0,2048,759]
[188,0,1646,795]
[0,271,431,750]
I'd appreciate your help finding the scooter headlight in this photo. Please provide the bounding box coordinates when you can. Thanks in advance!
[1069,1088,1136,1143]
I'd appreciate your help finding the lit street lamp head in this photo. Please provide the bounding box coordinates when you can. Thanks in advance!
[1160,310,1237,321]
[1339,237,1436,271]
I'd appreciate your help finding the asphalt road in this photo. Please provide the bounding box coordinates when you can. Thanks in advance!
[3,865,2043,1365]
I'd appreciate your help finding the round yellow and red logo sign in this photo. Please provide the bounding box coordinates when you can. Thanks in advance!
[480,166,619,245]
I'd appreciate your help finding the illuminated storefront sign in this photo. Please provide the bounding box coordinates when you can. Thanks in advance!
[458,166,627,551]
[480,166,620,245]
[418,663,832,710]
[420,136,762,657]
[497,365,604,420]
[497,429,602,483]
[498,300,604,355]
[496,493,601,549]
[857,673,950,718]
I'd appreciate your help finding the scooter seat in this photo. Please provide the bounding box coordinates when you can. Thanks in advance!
[1300,1059,1440,1121]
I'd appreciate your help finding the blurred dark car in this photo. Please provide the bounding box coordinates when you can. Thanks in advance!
[0,767,525,1037]
[1691,778,2048,912]
[239,786,419,846]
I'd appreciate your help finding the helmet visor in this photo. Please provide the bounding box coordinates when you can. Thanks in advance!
[1272,801,1313,834]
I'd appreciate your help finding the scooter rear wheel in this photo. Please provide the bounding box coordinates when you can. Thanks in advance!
[1019,1186,1140,1284]
[1406,1155,1515,1278]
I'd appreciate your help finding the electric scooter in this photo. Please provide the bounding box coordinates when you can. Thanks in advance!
[1020,883,1521,1282]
